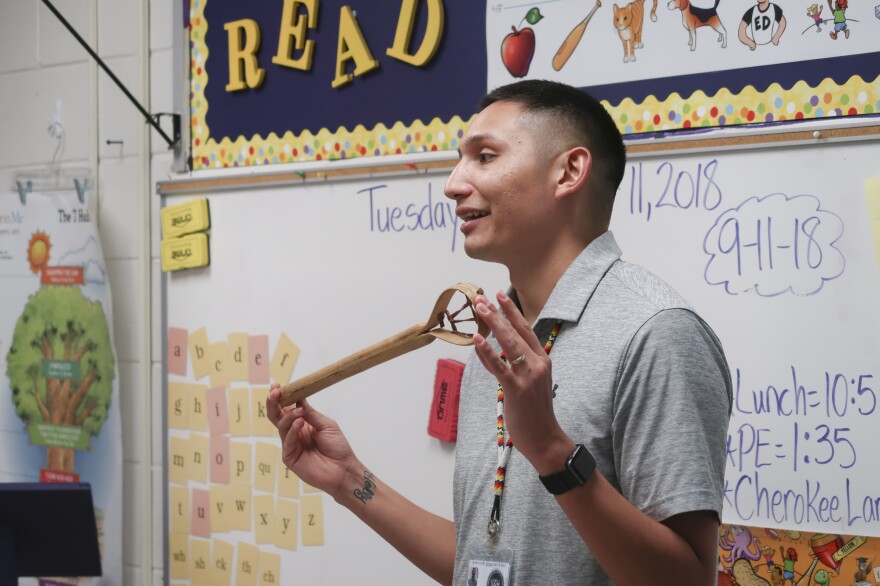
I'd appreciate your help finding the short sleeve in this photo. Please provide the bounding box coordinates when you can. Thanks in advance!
[741,7,753,24]
[774,4,783,21]
[612,309,732,522]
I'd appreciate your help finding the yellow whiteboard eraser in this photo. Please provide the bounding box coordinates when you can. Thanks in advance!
[161,198,210,238]
[161,233,210,272]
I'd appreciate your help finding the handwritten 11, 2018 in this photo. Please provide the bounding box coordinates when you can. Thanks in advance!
[359,183,461,252]
[703,193,845,297]
[626,159,724,222]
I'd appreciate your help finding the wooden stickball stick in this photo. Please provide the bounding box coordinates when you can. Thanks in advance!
[279,283,487,406]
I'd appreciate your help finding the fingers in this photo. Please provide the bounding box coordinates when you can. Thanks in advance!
[474,292,543,364]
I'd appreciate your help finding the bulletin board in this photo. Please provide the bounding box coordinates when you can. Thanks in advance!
[161,130,880,584]
[188,0,879,170]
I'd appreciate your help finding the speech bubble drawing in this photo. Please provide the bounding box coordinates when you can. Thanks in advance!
[703,193,845,296]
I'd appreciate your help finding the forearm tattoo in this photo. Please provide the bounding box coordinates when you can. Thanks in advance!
[354,470,376,504]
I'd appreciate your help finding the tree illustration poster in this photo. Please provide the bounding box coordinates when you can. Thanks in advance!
[1,190,121,585]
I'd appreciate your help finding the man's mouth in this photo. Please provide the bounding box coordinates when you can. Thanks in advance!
[458,210,489,221]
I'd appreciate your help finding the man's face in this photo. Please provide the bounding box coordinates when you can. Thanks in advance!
[444,101,560,265]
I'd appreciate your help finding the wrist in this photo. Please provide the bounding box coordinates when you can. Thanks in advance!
[529,435,577,476]
[538,442,597,496]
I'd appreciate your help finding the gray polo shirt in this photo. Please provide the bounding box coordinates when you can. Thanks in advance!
[452,231,732,584]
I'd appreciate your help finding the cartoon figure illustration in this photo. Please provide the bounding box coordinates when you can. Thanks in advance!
[769,565,785,586]
[807,3,823,31]
[813,569,830,586]
[779,546,798,586]
[612,0,658,63]
[827,0,850,38]
[666,0,727,50]
[719,525,762,566]
[854,556,874,585]
[761,544,777,572]
[738,0,787,49]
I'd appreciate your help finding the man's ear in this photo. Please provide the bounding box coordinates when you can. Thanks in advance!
[554,146,592,201]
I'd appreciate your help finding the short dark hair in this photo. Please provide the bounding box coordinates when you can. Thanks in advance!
[479,80,626,211]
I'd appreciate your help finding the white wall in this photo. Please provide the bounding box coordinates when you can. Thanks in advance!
[0,0,174,583]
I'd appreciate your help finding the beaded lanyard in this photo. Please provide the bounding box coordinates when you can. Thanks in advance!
[488,321,562,539]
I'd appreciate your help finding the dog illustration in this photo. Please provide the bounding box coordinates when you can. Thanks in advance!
[667,0,727,50]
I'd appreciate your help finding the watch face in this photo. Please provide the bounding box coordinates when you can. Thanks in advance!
[568,444,595,483]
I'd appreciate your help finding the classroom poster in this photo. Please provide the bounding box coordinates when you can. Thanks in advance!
[0,190,122,585]
[189,0,879,169]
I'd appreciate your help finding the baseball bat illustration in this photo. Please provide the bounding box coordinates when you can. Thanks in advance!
[552,0,602,71]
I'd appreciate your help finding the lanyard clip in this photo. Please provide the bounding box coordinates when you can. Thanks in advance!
[487,518,500,539]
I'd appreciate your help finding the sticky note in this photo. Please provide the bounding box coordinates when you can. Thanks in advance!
[189,328,211,380]
[227,333,249,382]
[210,435,230,484]
[167,327,189,376]
[236,542,260,586]
[169,533,190,580]
[275,498,299,551]
[254,442,278,493]
[210,538,233,586]
[229,483,252,531]
[866,177,880,267]
[169,436,189,485]
[277,466,300,499]
[228,387,250,436]
[170,486,191,534]
[190,538,211,585]
[301,494,324,545]
[167,382,188,429]
[187,384,208,432]
[251,386,276,436]
[302,481,321,493]
[189,433,209,483]
[253,494,276,544]
[191,488,211,538]
[270,333,300,384]
[161,232,210,272]
[249,335,270,384]
[208,341,229,389]
[161,197,210,238]
[258,551,281,586]
[206,386,229,436]
[230,441,252,484]
[209,485,231,533]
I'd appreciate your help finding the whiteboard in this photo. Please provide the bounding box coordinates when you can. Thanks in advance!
[163,137,880,584]
[611,139,880,534]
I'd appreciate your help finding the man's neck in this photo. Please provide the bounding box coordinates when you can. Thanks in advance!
[508,233,600,324]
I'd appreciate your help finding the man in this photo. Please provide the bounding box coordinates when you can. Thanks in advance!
[267,80,731,584]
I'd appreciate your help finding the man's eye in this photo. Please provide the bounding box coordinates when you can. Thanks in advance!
[478,152,495,163]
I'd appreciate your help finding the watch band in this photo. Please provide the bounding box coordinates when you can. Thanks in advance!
[539,444,596,495]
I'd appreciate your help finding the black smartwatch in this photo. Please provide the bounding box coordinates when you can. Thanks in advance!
[539,444,596,495]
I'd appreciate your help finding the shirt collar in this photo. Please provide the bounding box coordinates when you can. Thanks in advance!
[509,231,621,327]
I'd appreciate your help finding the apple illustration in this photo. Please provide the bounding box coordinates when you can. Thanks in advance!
[500,8,544,78]
[501,26,536,78]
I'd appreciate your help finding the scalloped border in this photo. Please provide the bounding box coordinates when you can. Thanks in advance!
[189,0,880,171]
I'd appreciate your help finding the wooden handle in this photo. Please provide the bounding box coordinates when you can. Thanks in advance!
[279,323,435,406]
[278,283,486,407]
[552,0,602,71]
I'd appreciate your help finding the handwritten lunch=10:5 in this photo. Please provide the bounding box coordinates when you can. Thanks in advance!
[626,159,723,221]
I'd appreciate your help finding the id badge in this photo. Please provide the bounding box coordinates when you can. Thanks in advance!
[465,545,515,586]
